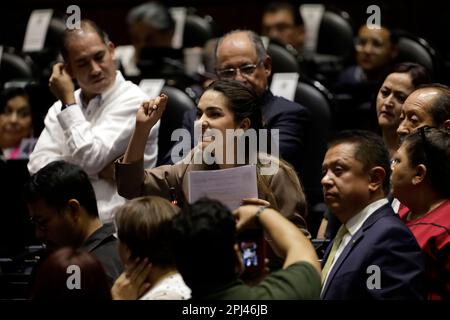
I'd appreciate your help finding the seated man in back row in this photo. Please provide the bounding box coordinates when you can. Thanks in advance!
[261,1,305,55]
[168,30,310,177]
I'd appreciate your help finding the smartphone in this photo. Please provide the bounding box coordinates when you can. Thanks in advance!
[238,228,266,283]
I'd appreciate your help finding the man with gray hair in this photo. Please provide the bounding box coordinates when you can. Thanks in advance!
[397,83,450,138]
[174,30,310,177]
[116,1,175,76]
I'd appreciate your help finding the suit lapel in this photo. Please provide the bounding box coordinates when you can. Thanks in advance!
[321,204,394,297]
[321,230,364,297]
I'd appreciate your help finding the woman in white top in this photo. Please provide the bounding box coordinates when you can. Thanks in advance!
[111,196,190,300]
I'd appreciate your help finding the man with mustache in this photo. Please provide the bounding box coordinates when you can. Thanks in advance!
[28,20,159,223]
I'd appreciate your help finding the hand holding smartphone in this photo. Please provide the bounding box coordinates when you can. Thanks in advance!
[238,227,266,284]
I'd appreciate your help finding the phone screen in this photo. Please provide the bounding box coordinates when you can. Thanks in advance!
[238,228,266,283]
[241,241,259,267]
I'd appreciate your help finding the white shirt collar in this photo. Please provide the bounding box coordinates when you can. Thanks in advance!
[79,71,124,107]
[101,71,124,101]
[345,198,388,236]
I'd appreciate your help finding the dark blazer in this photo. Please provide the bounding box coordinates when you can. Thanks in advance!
[162,90,310,174]
[259,90,310,173]
[321,203,426,300]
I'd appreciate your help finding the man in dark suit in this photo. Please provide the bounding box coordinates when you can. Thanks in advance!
[320,130,425,299]
[167,30,309,175]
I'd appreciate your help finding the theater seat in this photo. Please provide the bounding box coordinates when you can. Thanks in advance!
[0,48,34,85]
[304,9,354,86]
[395,32,441,79]
[267,42,300,74]
[183,14,215,48]
[294,79,333,235]
[157,85,196,165]
[316,10,354,58]
[27,16,66,80]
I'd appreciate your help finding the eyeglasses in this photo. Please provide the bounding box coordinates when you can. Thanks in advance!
[216,61,263,79]
[29,206,65,232]
[29,215,50,231]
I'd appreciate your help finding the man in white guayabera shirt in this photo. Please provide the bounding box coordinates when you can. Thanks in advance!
[28,19,159,223]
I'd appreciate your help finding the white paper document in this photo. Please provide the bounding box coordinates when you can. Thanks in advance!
[300,4,325,54]
[188,165,258,211]
[270,72,299,101]
[23,9,53,52]
[169,7,187,49]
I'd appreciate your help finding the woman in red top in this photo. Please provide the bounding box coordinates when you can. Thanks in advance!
[391,127,450,299]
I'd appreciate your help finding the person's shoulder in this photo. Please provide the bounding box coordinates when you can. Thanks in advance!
[141,273,191,300]
[337,65,363,84]
[270,95,308,114]
[257,152,283,177]
[368,205,407,231]
[257,152,281,165]
[258,153,296,173]
[365,205,420,244]
[255,262,321,299]
[422,199,450,223]
[112,71,147,100]
[410,200,450,248]
[122,80,147,98]
[271,261,318,277]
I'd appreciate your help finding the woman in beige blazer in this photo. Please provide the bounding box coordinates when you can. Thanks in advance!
[115,80,307,229]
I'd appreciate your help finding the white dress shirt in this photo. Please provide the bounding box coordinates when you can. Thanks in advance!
[321,198,389,291]
[28,71,159,223]
[391,198,401,214]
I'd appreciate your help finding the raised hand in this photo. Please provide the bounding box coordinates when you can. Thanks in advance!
[48,63,76,105]
[135,94,168,133]
[123,94,168,164]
